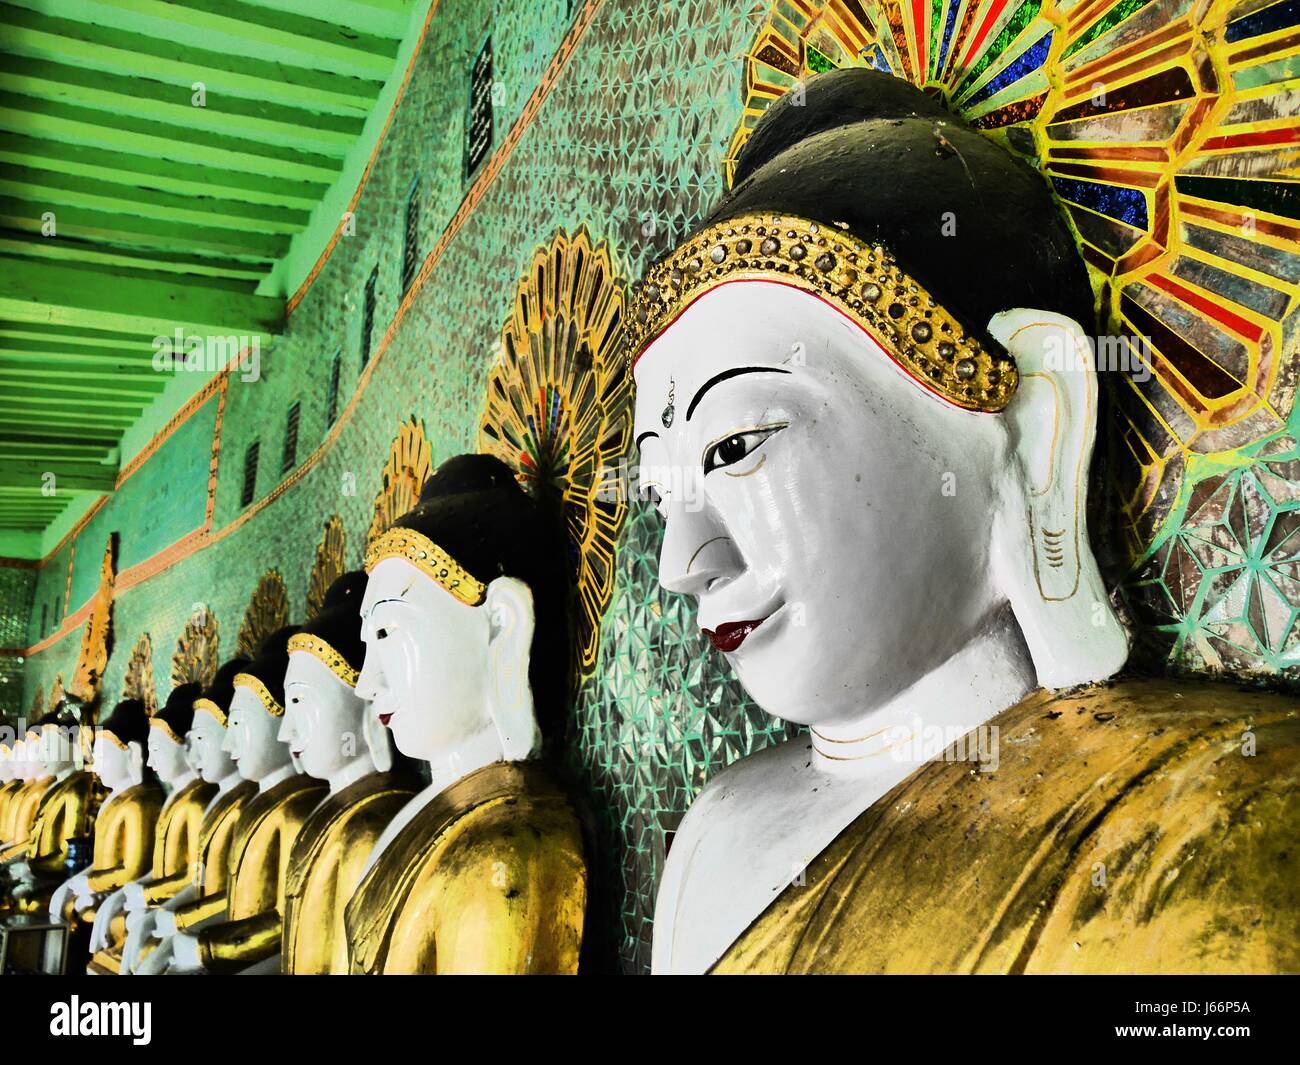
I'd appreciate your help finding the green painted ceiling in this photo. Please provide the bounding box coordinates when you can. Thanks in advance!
[0,0,421,552]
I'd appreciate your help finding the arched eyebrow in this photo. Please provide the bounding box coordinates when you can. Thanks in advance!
[635,431,659,451]
[686,366,791,422]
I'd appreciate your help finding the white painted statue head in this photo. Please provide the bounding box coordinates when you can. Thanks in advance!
[148,683,204,786]
[357,454,571,771]
[92,699,150,793]
[190,661,246,784]
[281,572,383,782]
[628,69,1128,728]
[224,629,299,783]
[0,744,12,783]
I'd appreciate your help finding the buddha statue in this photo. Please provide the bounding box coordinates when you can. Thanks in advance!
[48,699,163,929]
[628,68,1300,975]
[279,571,417,974]
[344,454,589,974]
[0,738,44,851]
[0,743,21,842]
[139,628,326,974]
[119,659,256,974]
[1,709,99,913]
[87,683,216,974]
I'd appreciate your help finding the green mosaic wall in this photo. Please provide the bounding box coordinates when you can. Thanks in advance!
[5,0,1298,973]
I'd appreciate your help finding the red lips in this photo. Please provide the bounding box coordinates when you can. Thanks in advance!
[704,619,765,653]
[378,713,393,727]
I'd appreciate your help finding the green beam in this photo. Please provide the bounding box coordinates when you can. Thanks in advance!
[0,196,288,260]
[0,92,346,181]
[0,4,385,113]
[0,254,284,336]
[0,370,167,395]
[0,133,326,208]
[0,428,120,447]
[0,458,117,492]
[0,163,310,232]
[0,321,151,348]
[0,232,269,284]
[0,54,366,147]
[0,385,152,409]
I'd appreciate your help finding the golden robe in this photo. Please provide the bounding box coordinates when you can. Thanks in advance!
[345,761,587,974]
[0,779,22,842]
[86,777,214,975]
[282,771,416,974]
[0,777,46,849]
[712,679,1300,974]
[174,773,325,973]
[61,780,165,925]
[0,771,100,914]
[141,778,254,907]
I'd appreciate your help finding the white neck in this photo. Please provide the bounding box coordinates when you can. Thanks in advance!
[327,752,377,796]
[258,762,295,793]
[162,769,198,809]
[809,605,1035,779]
[54,765,75,782]
[215,769,242,797]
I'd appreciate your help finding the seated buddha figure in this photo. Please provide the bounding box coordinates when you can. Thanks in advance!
[345,454,588,974]
[630,68,1300,975]
[49,698,164,927]
[0,739,43,851]
[87,683,216,974]
[0,743,22,843]
[120,660,256,974]
[1,709,99,913]
[140,629,326,974]
[279,572,417,974]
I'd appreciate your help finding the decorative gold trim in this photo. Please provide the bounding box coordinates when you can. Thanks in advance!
[172,608,219,691]
[363,528,486,607]
[149,717,184,746]
[287,633,360,688]
[237,570,290,658]
[627,213,1017,413]
[98,729,129,752]
[124,634,158,717]
[71,536,115,706]
[193,698,227,726]
[307,515,347,619]
[233,673,284,717]
[367,416,434,546]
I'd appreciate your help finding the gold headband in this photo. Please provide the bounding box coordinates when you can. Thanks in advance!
[233,673,284,717]
[627,212,1017,413]
[149,717,184,745]
[287,633,360,688]
[98,729,129,752]
[193,697,227,726]
[364,527,487,607]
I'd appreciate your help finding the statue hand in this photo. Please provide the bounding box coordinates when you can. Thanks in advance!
[49,880,76,923]
[121,911,157,974]
[122,881,147,912]
[136,936,174,976]
[153,908,178,937]
[91,888,128,951]
[171,932,202,972]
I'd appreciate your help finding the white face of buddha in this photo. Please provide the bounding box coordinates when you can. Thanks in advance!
[356,557,492,762]
[92,735,133,792]
[0,751,12,782]
[40,726,75,776]
[147,727,189,784]
[189,708,234,783]
[632,282,1007,727]
[280,652,366,782]
[223,687,290,782]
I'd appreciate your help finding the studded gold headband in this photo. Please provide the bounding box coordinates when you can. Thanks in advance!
[149,717,184,745]
[233,673,284,717]
[287,633,360,688]
[363,527,487,607]
[627,213,1017,413]
[193,697,226,726]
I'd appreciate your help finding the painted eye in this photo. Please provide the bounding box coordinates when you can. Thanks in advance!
[702,425,785,475]
[376,627,389,640]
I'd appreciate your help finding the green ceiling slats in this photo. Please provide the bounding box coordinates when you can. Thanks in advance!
[0,0,416,542]
[0,4,385,113]
[0,92,347,181]
[0,196,290,259]
[0,163,310,232]
[0,133,327,208]
[0,254,285,335]
[0,233,272,283]
[0,55,363,154]
[0,458,117,492]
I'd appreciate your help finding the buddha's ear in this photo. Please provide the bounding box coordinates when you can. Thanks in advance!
[127,740,145,782]
[484,577,542,761]
[987,309,1128,688]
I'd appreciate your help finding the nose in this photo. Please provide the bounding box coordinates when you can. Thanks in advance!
[355,646,384,702]
[276,716,292,744]
[658,494,744,597]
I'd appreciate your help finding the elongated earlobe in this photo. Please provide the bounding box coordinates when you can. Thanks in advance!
[363,705,393,772]
[128,741,144,784]
[484,577,542,761]
[988,309,1129,688]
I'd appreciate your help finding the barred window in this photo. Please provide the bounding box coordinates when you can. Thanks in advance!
[241,442,260,507]
[282,401,301,474]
